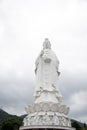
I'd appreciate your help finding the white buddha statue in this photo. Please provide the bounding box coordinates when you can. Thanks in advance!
[34,38,62,103]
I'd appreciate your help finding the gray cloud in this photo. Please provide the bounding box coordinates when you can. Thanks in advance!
[0,76,35,115]
[58,71,87,122]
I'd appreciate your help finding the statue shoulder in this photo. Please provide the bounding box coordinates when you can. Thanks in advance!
[35,51,43,63]
[51,50,59,64]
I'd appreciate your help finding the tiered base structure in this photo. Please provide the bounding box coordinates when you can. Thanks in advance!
[20,126,75,130]
[19,103,75,130]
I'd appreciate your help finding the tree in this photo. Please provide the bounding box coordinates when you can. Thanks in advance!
[1,117,23,130]
[71,121,81,130]
[81,123,87,130]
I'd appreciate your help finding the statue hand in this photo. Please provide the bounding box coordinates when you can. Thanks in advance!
[44,58,51,63]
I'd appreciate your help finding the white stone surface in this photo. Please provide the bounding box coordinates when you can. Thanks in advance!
[20,126,75,130]
[20,39,74,130]
[34,38,62,103]
[23,111,71,127]
[25,103,69,115]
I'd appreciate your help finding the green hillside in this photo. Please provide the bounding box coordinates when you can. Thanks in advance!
[0,109,23,130]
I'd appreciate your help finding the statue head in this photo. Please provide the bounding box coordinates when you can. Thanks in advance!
[43,38,51,49]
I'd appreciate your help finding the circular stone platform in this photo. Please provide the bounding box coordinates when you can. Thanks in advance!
[20,125,75,130]
[22,103,71,127]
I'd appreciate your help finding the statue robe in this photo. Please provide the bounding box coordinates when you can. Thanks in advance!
[34,48,62,103]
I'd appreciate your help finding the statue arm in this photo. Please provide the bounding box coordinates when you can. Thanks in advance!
[56,60,60,76]
[35,50,43,74]
[35,56,39,74]
[52,52,60,76]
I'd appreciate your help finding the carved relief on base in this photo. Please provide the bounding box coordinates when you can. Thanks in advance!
[24,102,71,128]
[23,111,71,127]
[25,103,69,115]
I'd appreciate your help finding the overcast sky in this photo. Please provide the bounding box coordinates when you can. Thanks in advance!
[0,0,87,123]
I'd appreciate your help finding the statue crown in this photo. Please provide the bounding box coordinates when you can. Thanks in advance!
[43,38,51,49]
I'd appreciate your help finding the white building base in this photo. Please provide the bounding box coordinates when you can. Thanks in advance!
[20,125,75,130]
[19,103,75,130]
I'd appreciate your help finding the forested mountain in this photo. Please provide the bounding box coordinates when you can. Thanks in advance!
[0,109,22,130]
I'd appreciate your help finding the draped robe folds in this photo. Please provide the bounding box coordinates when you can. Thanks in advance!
[34,48,62,103]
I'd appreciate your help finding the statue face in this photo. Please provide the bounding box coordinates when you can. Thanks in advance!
[43,38,51,49]
[44,43,50,49]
